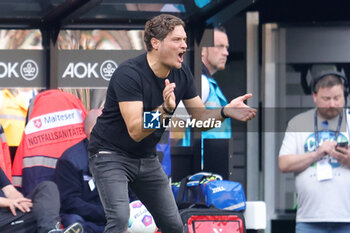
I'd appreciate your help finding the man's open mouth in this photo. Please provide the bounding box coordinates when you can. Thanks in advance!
[178,52,185,62]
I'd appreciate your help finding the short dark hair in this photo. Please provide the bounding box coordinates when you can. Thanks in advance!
[144,14,185,51]
[314,74,344,93]
[214,25,226,34]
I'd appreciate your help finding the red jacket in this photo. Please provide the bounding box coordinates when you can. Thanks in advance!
[0,124,12,182]
[12,89,87,194]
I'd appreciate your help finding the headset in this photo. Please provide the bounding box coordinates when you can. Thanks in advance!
[310,70,349,99]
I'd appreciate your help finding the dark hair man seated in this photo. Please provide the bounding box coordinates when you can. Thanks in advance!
[55,109,104,233]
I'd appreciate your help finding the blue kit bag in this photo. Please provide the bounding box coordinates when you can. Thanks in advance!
[201,180,246,211]
[172,172,213,209]
[172,172,246,211]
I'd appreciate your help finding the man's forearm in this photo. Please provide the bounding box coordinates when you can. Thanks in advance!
[196,108,224,122]
[128,104,173,142]
[279,152,319,173]
[187,107,225,131]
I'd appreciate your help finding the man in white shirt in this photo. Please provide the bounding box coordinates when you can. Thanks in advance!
[279,70,350,233]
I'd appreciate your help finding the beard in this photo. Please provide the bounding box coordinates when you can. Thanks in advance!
[317,107,342,120]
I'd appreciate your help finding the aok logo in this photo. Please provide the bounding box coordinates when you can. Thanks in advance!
[62,60,118,81]
[0,59,39,81]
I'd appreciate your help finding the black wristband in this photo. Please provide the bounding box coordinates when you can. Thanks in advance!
[162,103,174,114]
[220,106,228,118]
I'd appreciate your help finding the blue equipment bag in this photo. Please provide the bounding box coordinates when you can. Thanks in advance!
[172,172,246,211]
[172,173,208,209]
[201,180,246,211]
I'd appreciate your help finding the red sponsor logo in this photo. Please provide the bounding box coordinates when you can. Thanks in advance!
[34,119,42,128]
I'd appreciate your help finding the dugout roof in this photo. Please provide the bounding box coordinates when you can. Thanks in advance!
[0,0,254,30]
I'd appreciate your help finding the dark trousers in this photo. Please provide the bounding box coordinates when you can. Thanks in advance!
[0,181,60,233]
[89,150,184,233]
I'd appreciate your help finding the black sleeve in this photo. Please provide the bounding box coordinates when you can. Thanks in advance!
[113,66,143,102]
[182,65,198,100]
[55,159,105,224]
[0,167,11,189]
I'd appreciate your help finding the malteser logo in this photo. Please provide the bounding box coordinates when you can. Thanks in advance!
[100,60,118,81]
[25,109,84,135]
[20,59,38,81]
[33,119,42,128]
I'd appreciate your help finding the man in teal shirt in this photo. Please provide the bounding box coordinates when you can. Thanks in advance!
[200,26,231,141]
[173,27,232,174]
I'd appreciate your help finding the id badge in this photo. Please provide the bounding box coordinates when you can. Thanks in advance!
[88,178,96,191]
[316,158,333,181]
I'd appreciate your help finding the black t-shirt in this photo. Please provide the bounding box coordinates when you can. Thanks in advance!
[88,53,197,157]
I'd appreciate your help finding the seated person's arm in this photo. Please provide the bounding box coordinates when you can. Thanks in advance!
[2,184,24,199]
[0,196,19,216]
[0,185,32,215]
[0,167,30,202]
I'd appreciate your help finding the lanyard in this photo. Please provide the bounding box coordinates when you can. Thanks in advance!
[314,110,343,149]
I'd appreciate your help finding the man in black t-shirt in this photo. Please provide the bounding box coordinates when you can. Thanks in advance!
[88,14,256,233]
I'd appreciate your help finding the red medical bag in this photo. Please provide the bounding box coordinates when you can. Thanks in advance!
[180,207,246,233]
